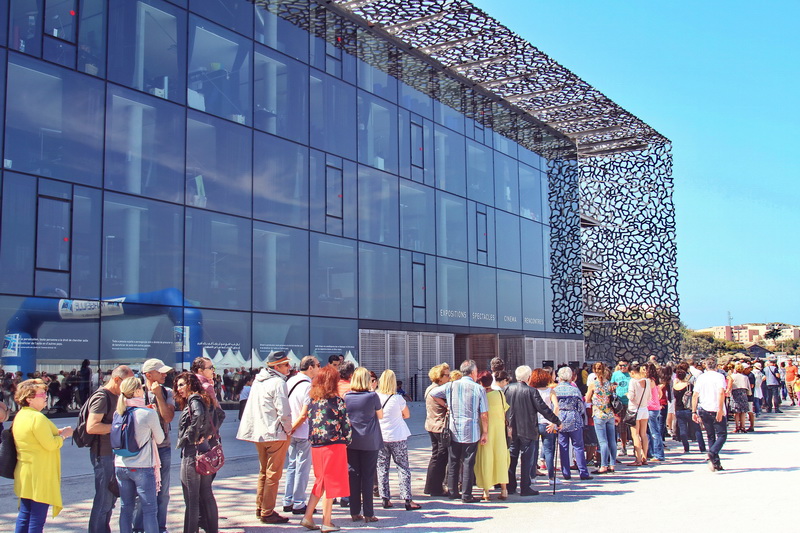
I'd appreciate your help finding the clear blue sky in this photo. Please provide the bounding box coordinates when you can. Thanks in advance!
[472,0,800,330]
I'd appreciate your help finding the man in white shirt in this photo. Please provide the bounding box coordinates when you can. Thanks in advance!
[692,357,728,472]
[282,356,319,515]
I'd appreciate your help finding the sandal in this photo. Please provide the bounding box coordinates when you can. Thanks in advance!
[351,515,363,522]
[364,516,379,523]
[629,461,643,466]
[499,488,508,500]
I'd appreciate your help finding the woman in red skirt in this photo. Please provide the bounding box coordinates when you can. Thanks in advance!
[298,365,352,532]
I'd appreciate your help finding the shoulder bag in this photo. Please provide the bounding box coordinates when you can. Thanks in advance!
[440,387,453,448]
[623,381,647,427]
[190,398,225,476]
[0,424,17,479]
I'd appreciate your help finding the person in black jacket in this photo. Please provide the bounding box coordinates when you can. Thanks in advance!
[504,365,561,496]
[174,371,217,533]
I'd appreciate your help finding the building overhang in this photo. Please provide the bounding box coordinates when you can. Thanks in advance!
[321,0,668,159]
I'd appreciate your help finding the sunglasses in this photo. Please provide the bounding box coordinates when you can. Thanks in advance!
[34,392,47,398]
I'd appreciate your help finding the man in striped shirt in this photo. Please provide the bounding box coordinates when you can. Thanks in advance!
[431,360,488,503]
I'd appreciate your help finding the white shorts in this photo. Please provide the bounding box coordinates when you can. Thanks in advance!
[636,407,649,421]
[667,400,675,415]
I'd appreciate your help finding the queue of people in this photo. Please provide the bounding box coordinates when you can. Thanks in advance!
[1,353,794,532]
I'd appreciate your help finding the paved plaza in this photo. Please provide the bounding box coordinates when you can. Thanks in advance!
[1,403,797,532]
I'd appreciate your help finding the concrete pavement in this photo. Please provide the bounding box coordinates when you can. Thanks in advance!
[1,402,797,532]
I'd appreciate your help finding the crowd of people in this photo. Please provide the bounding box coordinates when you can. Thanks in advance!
[0,352,796,532]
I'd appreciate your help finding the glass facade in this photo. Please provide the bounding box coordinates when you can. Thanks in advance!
[0,0,568,376]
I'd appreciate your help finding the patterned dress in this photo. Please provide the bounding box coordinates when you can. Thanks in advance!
[308,396,352,498]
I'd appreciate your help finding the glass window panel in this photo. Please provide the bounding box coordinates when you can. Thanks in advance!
[466,139,493,204]
[36,196,70,270]
[544,278,554,332]
[543,225,552,277]
[541,169,551,224]
[436,191,467,260]
[519,162,542,222]
[188,15,252,124]
[357,165,398,247]
[253,312,309,363]
[108,0,187,104]
[398,81,431,118]
[189,0,253,37]
[309,72,356,161]
[190,308,252,369]
[0,172,36,294]
[253,222,308,315]
[325,164,342,220]
[105,85,186,203]
[9,0,43,56]
[436,258,468,326]
[310,317,357,361]
[399,179,434,254]
[493,130,517,158]
[0,294,101,374]
[469,264,496,328]
[497,269,522,329]
[0,0,8,46]
[495,211,521,272]
[45,0,77,42]
[71,186,101,298]
[310,234,356,318]
[522,274,545,332]
[410,121,423,169]
[434,125,466,196]
[77,0,107,78]
[102,193,184,301]
[434,101,464,135]
[358,242,399,321]
[254,0,308,62]
[357,91,398,174]
[0,49,5,152]
[43,35,76,68]
[184,209,252,310]
[494,152,519,214]
[100,303,182,366]
[186,112,253,217]
[35,270,69,295]
[519,145,543,170]
[412,261,425,309]
[520,219,544,276]
[357,57,397,102]
[253,132,308,229]
[5,55,104,186]
[476,211,487,253]
[254,45,308,143]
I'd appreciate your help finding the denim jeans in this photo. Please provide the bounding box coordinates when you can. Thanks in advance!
[766,385,781,410]
[646,410,665,460]
[133,446,171,533]
[507,436,534,493]
[15,498,49,533]
[557,428,588,478]
[117,467,158,533]
[697,408,727,466]
[181,452,218,533]
[447,441,478,499]
[89,451,117,533]
[282,437,312,509]
[593,417,617,467]
[675,409,706,452]
[752,397,762,415]
[537,422,557,478]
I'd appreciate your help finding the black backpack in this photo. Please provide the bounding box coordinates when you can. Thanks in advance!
[74,388,113,448]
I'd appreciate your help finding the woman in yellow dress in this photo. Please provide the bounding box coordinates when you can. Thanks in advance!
[474,370,511,501]
[12,378,73,532]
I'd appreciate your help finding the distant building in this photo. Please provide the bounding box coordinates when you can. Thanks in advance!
[697,324,800,346]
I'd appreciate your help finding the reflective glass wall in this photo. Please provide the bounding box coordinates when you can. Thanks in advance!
[0,0,569,379]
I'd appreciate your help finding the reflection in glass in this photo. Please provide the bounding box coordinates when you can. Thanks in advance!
[521,219,544,276]
[253,132,308,228]
[495,211,520,272]
[254,46,308,143]
[399,180,435,254]
[77,0,107,77]
[310,234,356,318]
[0,172,36,294]
[103,193,183,300]
[45,0,77,42]
[519,163,542,222]
[310,316,358,361]
[497,269,522,329]
[108,0,186,104]
[359,242,399,321]
[190,0,253,37]
[436,191,467,260]
[358,166,398,247]
[190,307,251,369]
[36,196,70,271]
[494,152,519,214]
[254,0,309,62]
[466,140,493,205]
[186,112,252,217]
[253,312,309,362]
[105,85,185,202]
[185,209,252,310]
[188,15,252,124]
[253,222,308,315]
[310,72,356,160]
[522,274,545,332]
[437,258,468,326]
[71,186,102,299]
[9,0,43,56]
[469,264,496,328]
[358,91,398,174]
[5,55,105,186]
[434,125,466,196]
[100,303,180,366]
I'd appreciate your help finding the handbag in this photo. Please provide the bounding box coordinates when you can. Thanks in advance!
[195,436,225,475]
[439,388,453,448]
[623,380,647,427]
[0,424,17,479]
